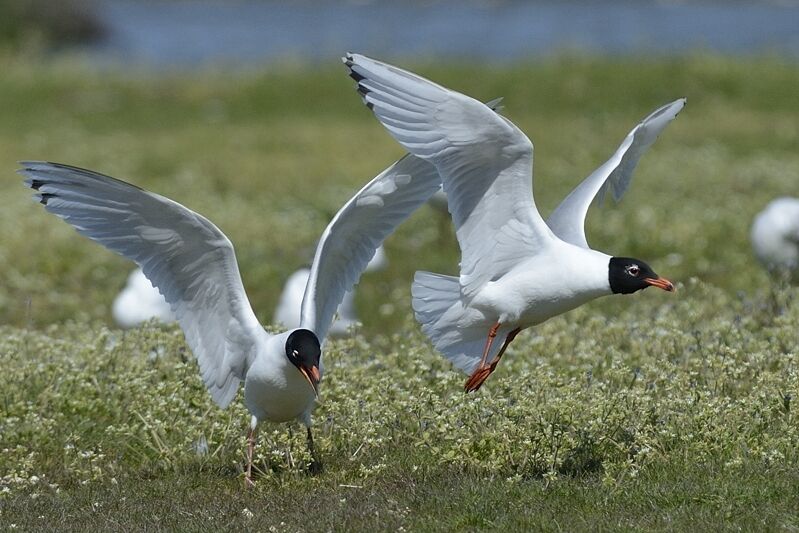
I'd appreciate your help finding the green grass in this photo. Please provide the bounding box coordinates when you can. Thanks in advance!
[1,54,799,530]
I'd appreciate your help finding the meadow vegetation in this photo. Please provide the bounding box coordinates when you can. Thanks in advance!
[1,54,798,530]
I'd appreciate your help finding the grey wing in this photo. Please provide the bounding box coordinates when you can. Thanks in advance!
[547,99,685,248]
[300,154,441,341]
[344,53,553,298]
[19,161,267,408]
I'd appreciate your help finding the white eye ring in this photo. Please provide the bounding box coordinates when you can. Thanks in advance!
[626,265,640,276]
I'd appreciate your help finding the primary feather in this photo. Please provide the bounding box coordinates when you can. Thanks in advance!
[546,98,685,248]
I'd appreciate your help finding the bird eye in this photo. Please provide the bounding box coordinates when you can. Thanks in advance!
[292,350,299,357]
[626,265,640,276]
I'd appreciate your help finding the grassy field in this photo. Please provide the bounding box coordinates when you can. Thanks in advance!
[1,54,799,530]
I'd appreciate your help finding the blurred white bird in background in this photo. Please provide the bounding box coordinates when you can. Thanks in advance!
[427,188,448,215]
[112,267,176,328]
[273,244,388,337]
[751,197,799,277]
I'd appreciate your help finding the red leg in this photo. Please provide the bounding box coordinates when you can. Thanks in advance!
[465,327,522,392]
[478,322,501,367]
[488,327,521,371]
[464,322,501,392]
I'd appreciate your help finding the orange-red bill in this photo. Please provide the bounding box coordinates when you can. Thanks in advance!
[644,277,675,292]
[299,365,321,398]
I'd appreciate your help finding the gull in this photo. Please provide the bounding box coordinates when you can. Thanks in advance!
[344,53,682,392]
[20,155,440,484]
[113,266,176,328]
[751,197,799,278]
[273,244,388,337]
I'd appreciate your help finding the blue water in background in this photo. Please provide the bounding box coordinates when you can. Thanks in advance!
[82,1,799,67]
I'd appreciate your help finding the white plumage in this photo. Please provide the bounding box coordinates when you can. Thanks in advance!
[345,53,681,392]
[112,267,176,328]
[20,154,440,483]
[751,197,799,274]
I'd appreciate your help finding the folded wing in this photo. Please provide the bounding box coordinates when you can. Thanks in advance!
[19,162,266,408]
[546,98,685,248]
[300,154,441,341]
[344,53,553,298]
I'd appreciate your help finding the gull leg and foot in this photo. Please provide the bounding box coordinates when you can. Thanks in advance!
[306,427,323,475]
[285,426,296,469]
[487,327,522,372]
[464,322,501,392]
[245,420,258,489]
[465,327,522,393]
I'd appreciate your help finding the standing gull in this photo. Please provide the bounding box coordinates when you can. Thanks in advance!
[20,155,440,484]
[344,53,682,392]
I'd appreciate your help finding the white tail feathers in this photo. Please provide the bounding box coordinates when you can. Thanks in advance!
[412,271,460,328]
[412,271,508,374]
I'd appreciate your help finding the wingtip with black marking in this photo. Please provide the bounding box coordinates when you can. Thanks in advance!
[342,53,374,110]
[342,52,357,80]
[18,161,57,206]
[38,192,56,205]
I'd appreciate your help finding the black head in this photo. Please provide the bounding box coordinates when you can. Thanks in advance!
[285,329,321,396]
[609,257,675,295]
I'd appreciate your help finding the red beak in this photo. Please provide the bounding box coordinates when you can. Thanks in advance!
[299,365,321,398]
[644,277,675,292]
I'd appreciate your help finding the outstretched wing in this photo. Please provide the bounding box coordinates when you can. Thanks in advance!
[344,53,554,299]
[19,162,267,408]
[546,99,685,248]
[300,154,441,341]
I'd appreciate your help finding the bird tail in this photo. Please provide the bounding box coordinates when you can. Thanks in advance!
[412,271,505,374]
